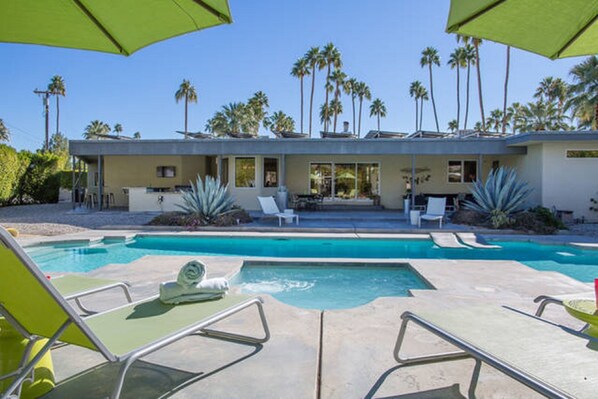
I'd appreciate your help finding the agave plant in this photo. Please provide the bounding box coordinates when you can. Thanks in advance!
[464,167,532,228]
[177,175,236,223]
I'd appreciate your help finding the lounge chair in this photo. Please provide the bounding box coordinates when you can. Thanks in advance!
[534,291,595,317]
[418,197,446,228]
[394,305,598,398]
[257,196,299,227]
[0,228,270,399]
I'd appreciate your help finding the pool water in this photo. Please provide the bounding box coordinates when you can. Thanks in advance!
[230,263,429,310]
[26,235,598,282]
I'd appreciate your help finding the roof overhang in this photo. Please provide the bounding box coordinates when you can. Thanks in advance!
[506,131,598,146]
[69,138,527,161]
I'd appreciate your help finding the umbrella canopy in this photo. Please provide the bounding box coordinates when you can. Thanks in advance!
[0,0,232,56]
[446,0,598,59]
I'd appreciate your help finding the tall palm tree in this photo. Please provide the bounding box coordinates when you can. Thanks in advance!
[566,56,598,129]
[291,57,310,133]
[462,44,476,130]
[502,46,511,133]
[344,78,358,135]
[369,98,387,132]
[355,81,371,136]
[174,79,198,138]
[319,103,332,128]
[83,120,110,139]
[304,46,324,137]
[330,69,347,132]
[113,123,123,137]
[448,47,467,133]
[0,118,10,142]
[447,119,458,133]
[473,38,486,131]
[329,99,343,130]
[409,81,421,132]
[264,111,296,133]
[47,75,66,135]
[420,47,441,132]
[321,43,342,132]
[418,85,429,131]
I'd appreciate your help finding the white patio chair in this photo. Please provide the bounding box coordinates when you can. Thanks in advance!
[418,197,446,228]
[257,196,299,227]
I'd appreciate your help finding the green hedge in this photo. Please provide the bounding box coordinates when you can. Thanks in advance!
[0,145,21,203]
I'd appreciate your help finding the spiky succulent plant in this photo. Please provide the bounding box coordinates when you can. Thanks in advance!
[177,175,236,223]
[464,167,532,228]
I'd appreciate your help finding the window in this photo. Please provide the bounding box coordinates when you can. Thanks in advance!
[310,162,380,200]
[566,150,598,158]
[310,163,332,197]
[156,166,176,178]
[235,157,255,187]
[448,160,477,183]
[357,163,380,199]
[263,158,278,187]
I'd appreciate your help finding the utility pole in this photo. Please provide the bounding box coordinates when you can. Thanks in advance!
[34,89,51,151]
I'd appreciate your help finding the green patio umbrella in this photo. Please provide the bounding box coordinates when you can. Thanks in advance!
[446,0,598,59]
[0,0,232,56]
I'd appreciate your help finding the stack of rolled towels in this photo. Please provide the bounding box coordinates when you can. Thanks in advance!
[159,260,229,305]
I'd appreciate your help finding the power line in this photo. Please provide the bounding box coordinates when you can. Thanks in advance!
[3,120,46,147]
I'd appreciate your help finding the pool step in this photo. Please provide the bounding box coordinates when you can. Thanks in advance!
[456,233,501,249]
[430,233,468,248]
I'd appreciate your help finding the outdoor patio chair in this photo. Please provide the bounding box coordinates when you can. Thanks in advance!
[534,291,595,318]
[257,196,299,227]
[0,227,270,399]
[418,197,446,228]
[394,304,598,398]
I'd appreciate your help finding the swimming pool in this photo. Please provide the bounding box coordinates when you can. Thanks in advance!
[231,261,430,310]
[26,235,598,282]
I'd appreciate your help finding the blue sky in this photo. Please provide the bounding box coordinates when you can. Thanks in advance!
[0,0,583,151]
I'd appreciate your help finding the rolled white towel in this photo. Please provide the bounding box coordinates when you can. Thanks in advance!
[176,260,206,287]
[160,278,229,303]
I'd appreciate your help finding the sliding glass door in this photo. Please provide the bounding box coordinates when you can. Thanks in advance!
[310,162,379,200]
[310,163,332,197]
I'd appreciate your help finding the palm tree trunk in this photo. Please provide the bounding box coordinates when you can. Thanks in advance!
[300,76,304,133]
[475,42,486,131]
[414,99,418,132]
[184,94,188,139]
[352,95,356,137]
[419,98,424,131]
[464,62,471,130]
[377,114,380,131]
[502,46,510,134]
[457,65,461,135]
[358,98,363,136]
[56,96,60,134]
[429,65,439,132]
[309,67,316,137]
[324,64,331,131]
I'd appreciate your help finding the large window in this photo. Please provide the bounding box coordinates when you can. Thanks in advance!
[310,162,380,200]
[156,166,176,178]
[263,158,278,187]
[567,150,598,158]
[448,160,477,183]
[235,157,255,188]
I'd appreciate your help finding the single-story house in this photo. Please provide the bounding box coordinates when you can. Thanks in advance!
[68,130,598,221]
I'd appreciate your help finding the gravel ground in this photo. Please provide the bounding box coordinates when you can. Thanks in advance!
[0,203,157,236]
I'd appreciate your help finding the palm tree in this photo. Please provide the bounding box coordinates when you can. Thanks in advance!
[462,44,476,130]
[133,132,141,139]
[329,98,343,130]
[502,46,511,133]
[487,109,504,132]
[448,47,467,133]
[174,79,198,138]
[291,57,310,133]
[47,75,66,135]
[304,46,324,137]
[264,111,296,133]
[330,69,347,132]
[83,120,110,139]
[247,91,269,134]
[369,98,387,132]
[355,81,371,136]
[473,38,486,131]
[566,56,598,129]
[521,100,570,132]
[447,119,458,133]
[321,43,342,132]
[319,103,332,128]
[418,85,429,131]
[420,47,441,132]
[473,121,483,132]
[344,78,358,135]
[507,102,525,134]
[409,81,421,132]
[113,123,123,137]
[0,118,10,142]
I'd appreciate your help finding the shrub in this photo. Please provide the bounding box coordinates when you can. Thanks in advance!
[177,175,236,223]
[148,208,252,228]
[450,209,485,225]
[15,152,62,204]
[510,209,561,234]
[532,206,566,230]
[0,145,20,204]
[464,167,532,228]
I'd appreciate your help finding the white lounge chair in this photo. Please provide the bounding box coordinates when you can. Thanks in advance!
[418,197,446,228]
[257,196,299,227]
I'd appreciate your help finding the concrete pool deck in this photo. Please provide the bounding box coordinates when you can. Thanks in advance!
[18,231,596,398]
